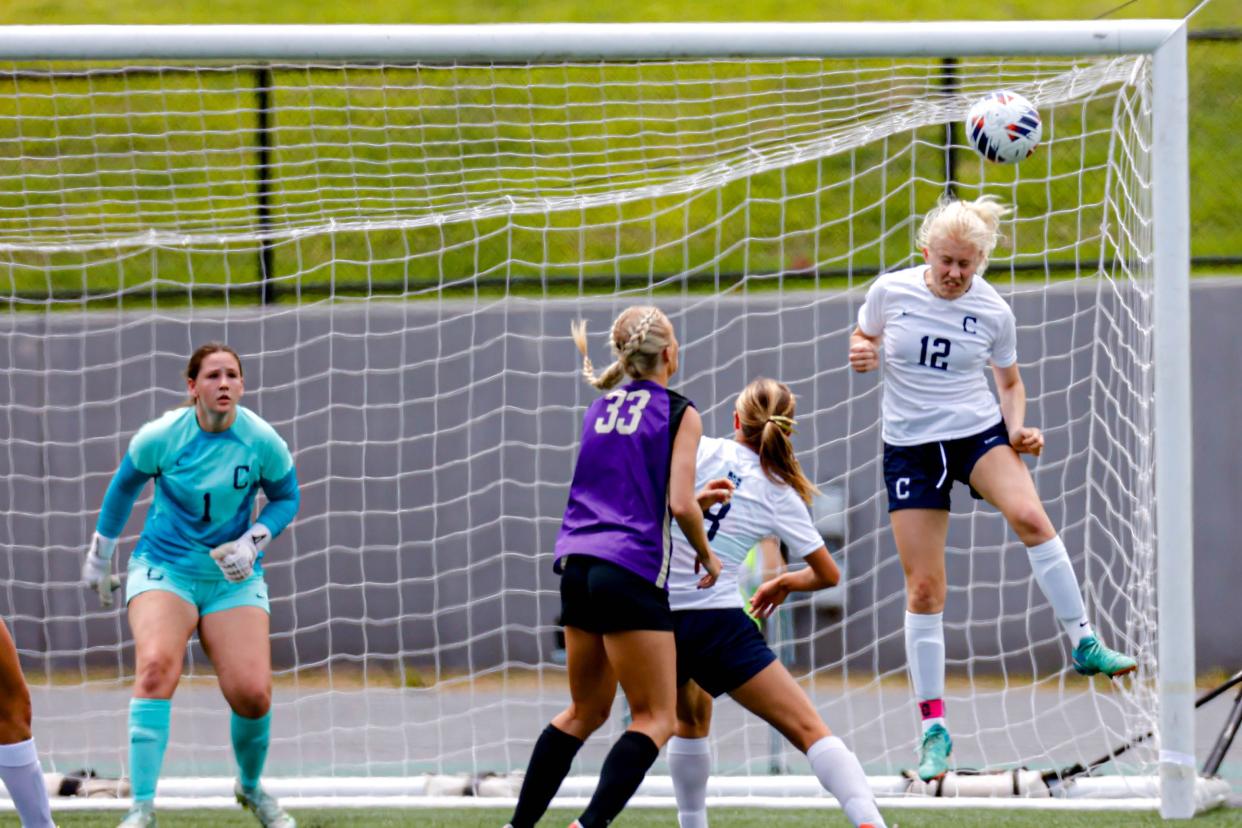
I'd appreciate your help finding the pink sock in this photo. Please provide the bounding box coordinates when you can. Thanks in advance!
[919,699,945,733]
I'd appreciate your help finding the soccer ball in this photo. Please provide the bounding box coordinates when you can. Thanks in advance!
[966,91,1041,164]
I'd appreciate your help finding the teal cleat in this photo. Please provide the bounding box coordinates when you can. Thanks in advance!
[1072,636,1138,678]
[235,781,297,828]
[917,723,953,782]
[117,801,156,828]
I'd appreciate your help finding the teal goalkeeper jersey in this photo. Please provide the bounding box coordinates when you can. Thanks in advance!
[96,405,299,578]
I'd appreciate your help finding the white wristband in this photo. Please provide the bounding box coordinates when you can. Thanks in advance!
[90,532,118,562]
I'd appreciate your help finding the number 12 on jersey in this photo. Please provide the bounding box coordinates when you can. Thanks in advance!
[918,336,951,371]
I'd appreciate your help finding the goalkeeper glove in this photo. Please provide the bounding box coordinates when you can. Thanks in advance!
[82,532,122,608]
[210,524,271,583]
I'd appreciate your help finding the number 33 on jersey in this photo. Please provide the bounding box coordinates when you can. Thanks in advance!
[857,265,1018,445]
[594,388,651,434]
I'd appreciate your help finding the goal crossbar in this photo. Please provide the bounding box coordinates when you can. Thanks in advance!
[0,20,1183,61]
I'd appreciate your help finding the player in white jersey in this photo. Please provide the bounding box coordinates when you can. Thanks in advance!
[665,378,887,828]
[849,196,1137,783]
[80,343,300,828]
[0,620,56,827]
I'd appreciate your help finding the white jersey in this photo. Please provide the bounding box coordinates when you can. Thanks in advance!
[668,437,824,611]
[857,265,1017,446]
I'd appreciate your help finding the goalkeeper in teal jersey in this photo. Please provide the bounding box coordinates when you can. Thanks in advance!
[80,343,300,828]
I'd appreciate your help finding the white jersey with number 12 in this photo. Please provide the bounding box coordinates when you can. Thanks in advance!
[857,265,1017,446]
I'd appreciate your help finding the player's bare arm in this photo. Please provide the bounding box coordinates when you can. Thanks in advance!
[849,327,880,373]
[992,362,1043,457]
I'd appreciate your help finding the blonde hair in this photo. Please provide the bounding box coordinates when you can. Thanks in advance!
[735,377,818,505]
[571,306,675,390]
[916,194,1011,272]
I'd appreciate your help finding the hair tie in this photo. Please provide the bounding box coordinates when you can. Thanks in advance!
[767,415,796,435]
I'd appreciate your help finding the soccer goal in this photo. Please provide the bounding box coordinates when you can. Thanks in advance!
[0,20,1222,819]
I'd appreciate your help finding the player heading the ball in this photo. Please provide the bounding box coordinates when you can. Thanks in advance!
[848,196,1136,783]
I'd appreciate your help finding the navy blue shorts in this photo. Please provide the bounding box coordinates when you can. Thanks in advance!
[673,608,777,698]
[559,554,672,634]
[883,419,1009,512]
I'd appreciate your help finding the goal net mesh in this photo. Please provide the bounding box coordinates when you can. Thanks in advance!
[0,49,1157,793]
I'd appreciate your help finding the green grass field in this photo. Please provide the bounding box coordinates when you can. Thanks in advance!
[44,807,1242,827]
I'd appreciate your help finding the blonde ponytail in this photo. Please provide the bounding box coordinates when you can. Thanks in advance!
[571,306,674,390]
[735,378,818,504]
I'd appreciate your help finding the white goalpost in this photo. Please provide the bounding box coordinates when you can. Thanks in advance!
[0,20,1220,818]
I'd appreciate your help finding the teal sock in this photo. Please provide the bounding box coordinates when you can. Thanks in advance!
[231,711,271,791]
[129,698,171,802]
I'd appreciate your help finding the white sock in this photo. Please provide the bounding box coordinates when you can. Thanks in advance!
[668,735,711,828]
[1026,536,1093,646]
[905,610,946,732]
[806,736,886,828]
[0,738,55,828]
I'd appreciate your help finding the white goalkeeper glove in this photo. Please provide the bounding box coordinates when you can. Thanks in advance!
[82,532,121,608]
[210,524,271,583]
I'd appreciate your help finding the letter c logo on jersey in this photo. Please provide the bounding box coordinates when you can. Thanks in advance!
[896,478,910,500]
[233,465,251,489]
[963,315,978,334]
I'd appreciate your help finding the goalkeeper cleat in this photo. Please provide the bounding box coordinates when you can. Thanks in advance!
[916,723,953,782]
[1072,636,1137,678]
[117,801,156,827]
[235,780,296,828]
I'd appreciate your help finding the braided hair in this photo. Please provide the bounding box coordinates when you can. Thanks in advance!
[571,306,674,390]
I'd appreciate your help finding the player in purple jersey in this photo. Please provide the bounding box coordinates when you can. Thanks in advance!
[0,620,56,827]
[849,196,1136,782]
[507,306,725,828]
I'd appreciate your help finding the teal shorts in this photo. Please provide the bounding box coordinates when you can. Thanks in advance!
[126,558,270,616]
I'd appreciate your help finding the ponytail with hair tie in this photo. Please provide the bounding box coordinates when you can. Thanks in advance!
[766,415,796,435]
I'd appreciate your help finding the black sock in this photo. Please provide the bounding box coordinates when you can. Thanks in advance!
[577,730,660,828]
[509,724,584,828]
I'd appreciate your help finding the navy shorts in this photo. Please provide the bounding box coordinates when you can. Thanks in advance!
[883,419,1009,512]
[673,608,777,698]
[559,555,672,634]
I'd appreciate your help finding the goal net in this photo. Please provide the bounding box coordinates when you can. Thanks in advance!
[0,22,1208,813]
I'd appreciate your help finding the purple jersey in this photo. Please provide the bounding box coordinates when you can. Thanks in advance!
[554,379,694,588]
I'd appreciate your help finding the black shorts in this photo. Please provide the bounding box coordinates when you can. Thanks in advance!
[673,607,777,698]
[559,555,673,634]
[883,419,1008,512]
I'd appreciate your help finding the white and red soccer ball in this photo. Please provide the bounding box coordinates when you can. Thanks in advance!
[966,91,1042,164]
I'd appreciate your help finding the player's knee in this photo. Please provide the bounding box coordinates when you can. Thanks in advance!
[0,687,33,742]
[644,712,676,747]
[787,719,830,754]
[133,653,181,697]
[567,701,610,734]
[1008,504,1054,543]
[678,704,711,734]
[228,682,272,719]
[906,577,945,614]
[629,707,675,746]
